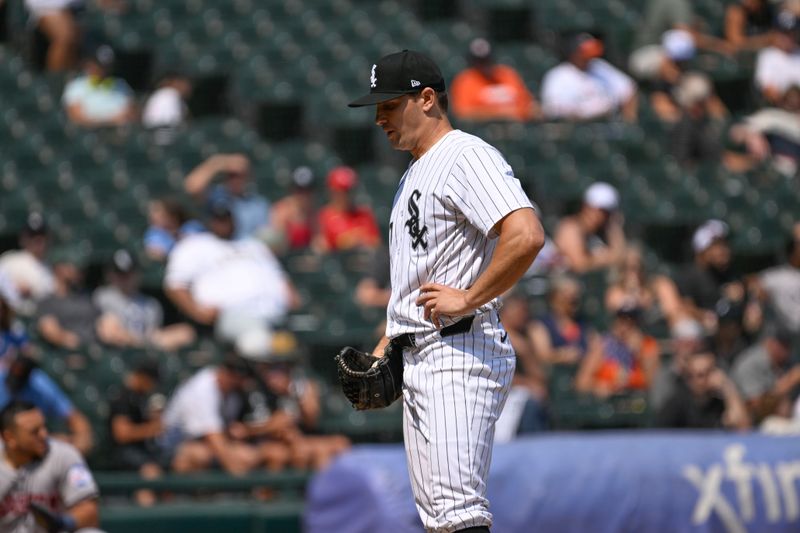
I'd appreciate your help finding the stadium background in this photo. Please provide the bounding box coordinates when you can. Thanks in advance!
[0,0,799,531]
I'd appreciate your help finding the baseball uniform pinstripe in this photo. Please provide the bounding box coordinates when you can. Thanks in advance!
[387,129,533,532]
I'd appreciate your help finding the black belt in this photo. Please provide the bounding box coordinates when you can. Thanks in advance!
[390,316,475,349]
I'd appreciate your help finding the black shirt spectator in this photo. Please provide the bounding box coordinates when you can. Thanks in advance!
[657,383,727,428]
[669,73,726,166]
[678,220,739,326]
[678,261,734,312]
[108,361,165,506]
[657,351,750,429]
[109,383,163,469]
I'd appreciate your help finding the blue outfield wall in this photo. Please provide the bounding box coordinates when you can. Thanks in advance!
[305,432,800,533]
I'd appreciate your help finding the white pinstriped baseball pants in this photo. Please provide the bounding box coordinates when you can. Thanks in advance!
[401,311,515,533]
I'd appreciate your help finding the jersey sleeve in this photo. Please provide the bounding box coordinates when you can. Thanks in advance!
[55,445,99,508]
[445,145,533,237]
[30,370,73,420]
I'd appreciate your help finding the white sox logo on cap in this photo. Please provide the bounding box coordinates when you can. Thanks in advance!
[349,50,445,107]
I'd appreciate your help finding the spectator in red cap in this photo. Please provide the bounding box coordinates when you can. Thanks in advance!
[314,166,381,252]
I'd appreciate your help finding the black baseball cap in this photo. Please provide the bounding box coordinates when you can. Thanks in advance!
[775,10,799,33]
[348,50,446,107]
[764,324,794,348]
[207,197,233,219]
[22,212,48,237]
[84,43,116,69]
[110,249,138,274]
[134,359,161,381]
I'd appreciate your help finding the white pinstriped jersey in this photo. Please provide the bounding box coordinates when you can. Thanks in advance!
[385,129,533,338]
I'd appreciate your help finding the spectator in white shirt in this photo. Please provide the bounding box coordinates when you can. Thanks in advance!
[161,356,265,475]
[541,33,638,122]
[755,10,800,104]
[142,72,193,145]
[164,200,298,346]
[62,44,136,128]
[730,85,800,175]
[0,213,54,316]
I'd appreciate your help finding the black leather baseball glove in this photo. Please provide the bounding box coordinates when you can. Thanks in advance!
[335,342,403,410]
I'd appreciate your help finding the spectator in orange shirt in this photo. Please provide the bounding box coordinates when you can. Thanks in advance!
[450,38,540,122]
[575,304,661,397]
[315,166,381,252]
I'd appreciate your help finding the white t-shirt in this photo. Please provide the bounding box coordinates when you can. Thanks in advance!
[62,75,133,122]
[142,87,187,128]
[541,59,636,120]
[760,265,800,333]
[163,367,240,439]
[755,47,800,97]
[165,233,290,321]
[0,250,54,302]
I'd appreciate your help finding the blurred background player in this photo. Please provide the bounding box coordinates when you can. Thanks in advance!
[0,401,102,532]
[0,356,93,455]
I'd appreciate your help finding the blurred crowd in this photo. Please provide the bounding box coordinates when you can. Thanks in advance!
[449,0,800,174]
[0,158,380,503]
[489,184,800,441]
[0,0,799,506]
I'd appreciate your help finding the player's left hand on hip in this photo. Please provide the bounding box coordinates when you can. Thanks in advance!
[416,283,471,328]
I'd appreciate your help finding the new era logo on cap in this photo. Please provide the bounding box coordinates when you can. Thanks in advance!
[349,50,446,107]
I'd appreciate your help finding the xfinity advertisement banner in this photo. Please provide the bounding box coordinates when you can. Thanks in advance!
[305,432,800,533]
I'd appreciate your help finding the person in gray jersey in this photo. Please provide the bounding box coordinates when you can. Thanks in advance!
[349,50,544,533]
[0,401,102,533]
